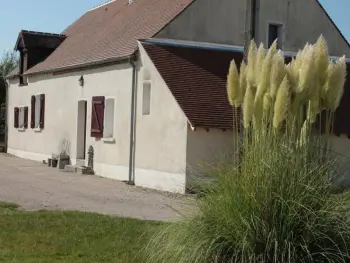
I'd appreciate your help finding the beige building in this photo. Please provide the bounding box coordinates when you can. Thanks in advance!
[6,0,350,193]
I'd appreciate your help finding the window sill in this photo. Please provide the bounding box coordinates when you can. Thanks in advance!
[33,128,42,132]
[17,127,25,132]
[18,83,28,87]
[102,137,115,143]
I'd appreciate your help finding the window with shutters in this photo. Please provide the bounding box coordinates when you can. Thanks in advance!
[103,98,115,139]
[142,81,151,115]
[31,94,45,130]
[14,106,28,130]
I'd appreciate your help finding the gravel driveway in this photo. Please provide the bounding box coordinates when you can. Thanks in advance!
[0,154,192,221]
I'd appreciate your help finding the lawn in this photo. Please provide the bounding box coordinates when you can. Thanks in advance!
[0,202,162,263]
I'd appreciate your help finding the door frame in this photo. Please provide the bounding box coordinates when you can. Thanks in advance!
[76,100,87,160]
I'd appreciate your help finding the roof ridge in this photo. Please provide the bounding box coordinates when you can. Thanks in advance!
[88,0,116,11]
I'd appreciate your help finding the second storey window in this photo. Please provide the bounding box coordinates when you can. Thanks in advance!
[268,23,283,49]
[31,94,45,129]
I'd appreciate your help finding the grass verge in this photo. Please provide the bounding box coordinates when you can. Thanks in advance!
[0,202,162,263]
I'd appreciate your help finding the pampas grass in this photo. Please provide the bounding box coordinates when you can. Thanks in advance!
[273,76,290,129]
[227,60,240,106]
[142,36,349,263]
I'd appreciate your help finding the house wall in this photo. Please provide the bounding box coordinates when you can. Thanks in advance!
[135,44,188,193]
[156,0,350,56]
[257,0,350,57]
[7,63,133,181]
[156,0,246,47]
[186,127,234,186]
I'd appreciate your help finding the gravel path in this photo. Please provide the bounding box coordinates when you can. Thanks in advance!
[0,154,192,221]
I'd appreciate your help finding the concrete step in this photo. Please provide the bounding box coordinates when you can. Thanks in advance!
[76,159,86,167]
[64,165,78,173]
[64,164,94,175]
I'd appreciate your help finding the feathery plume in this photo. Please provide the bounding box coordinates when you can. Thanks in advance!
[298,44,315,99]
[244,83,255,128]
[273,76,291,129]
[270,51,286,100]
[255,43,266,84]
[227,60,240,106]
[324,56,347,111]
[307,97,320,124]
[247,40,258,86]
[238,62,247,106]
[263,93,272,118]
[315,35,329,94]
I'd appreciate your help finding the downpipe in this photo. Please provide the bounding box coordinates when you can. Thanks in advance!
[128,54,138,185]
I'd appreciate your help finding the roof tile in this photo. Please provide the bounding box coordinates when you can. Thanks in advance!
[142,43,243,130]
[26,0,194,74]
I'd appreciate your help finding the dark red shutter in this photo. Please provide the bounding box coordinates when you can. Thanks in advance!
[39,94,45,129]
[24,107,28,129]
[14,107,19,128]
[91,96,105,137]
[30,95,35,128]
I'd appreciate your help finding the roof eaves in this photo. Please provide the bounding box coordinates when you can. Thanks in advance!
[141,38,244,52]
[24,54,133,76]
[141,38,350,63]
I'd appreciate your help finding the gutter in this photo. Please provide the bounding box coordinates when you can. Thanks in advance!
[128,53,138,185]
[23,55,130,76]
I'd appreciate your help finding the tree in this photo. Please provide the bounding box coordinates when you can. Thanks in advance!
[0,51,18,141]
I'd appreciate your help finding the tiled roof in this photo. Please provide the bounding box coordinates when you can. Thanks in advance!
[142,42,243,130]
[142,41,350,133]
[26,0,194,74]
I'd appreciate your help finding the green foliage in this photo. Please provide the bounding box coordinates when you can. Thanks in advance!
[143,37,350,263]
[0,203,161,263]
[0,51,18,141]
[144,132,350,263]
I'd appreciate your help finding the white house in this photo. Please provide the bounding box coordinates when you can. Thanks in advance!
[6,0,350,193]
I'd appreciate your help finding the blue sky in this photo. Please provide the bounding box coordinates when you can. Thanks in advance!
[0,0,349,53]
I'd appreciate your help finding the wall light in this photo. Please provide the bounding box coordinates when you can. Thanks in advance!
[79,75,84,87]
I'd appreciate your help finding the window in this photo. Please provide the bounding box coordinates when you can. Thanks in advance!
[103,98,115,138]
[31,94,45,129]
[91,96,115,140]
[142,81,151,115]
[14,106,28,129]
[268,23,283,49]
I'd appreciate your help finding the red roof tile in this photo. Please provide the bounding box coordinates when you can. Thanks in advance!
[26,0,194,74]
[143,42,350,134]
[142,42,244,130]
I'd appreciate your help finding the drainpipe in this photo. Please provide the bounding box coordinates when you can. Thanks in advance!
[128,54,137,185]
[243,0,257,63]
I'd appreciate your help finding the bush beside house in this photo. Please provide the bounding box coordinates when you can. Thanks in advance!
[143,37,350,263]
[0,51,18,144]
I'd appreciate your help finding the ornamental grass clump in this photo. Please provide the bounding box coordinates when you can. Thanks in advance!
[143,36,349,263]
